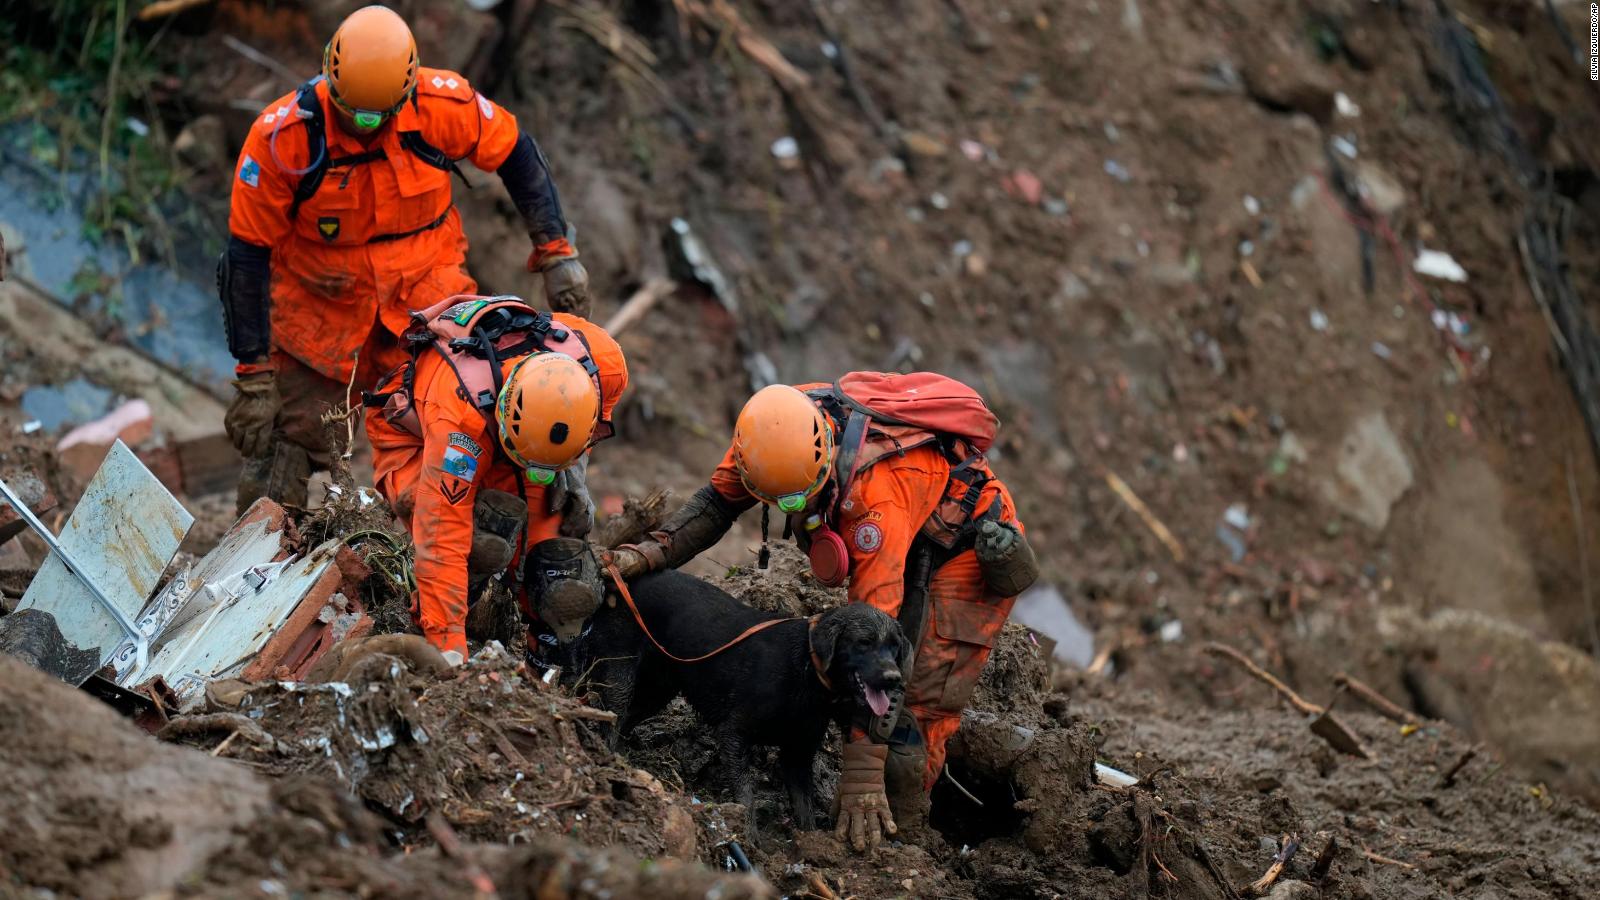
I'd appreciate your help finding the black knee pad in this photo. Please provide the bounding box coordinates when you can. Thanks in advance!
[523,537,604,643]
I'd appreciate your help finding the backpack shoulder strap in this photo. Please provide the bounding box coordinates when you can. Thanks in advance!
[400,129,472,188]
[288,80,329,221]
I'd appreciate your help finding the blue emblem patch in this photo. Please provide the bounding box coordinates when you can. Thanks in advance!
[238,154,261,188]
[442,446,479,483]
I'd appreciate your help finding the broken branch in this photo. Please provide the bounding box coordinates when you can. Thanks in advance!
[1437,743,1480,789]
[1246,834,1301,896]
[1203,643,1321,716]
[1361,846,1417,870]
[1334,673,1416,725]
[1102,468,1186,562]
[159,712,278,751]
[604,277,676,337]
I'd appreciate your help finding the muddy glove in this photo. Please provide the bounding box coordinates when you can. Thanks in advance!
[975,519,1040,597]
[546,457,595,538]
[604,544,657,579]
[469,489,527,579]
[540,257,591,317]
[832,741,897,851]
[224,371,280,458]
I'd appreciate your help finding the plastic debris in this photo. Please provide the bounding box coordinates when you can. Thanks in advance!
[1243,195,1261,216]
[1372,341,1393,360]
[1006,169,1044,205]
[769,136,799,159]
[820,41,839,60]
[1094,763,1139,788]
[1223,503,1251,531]
[1159,619,1184,643]
[1331,135,1358,158]
[1310,309,1329,332]
[1335,92,1361,117]
[125,117,150,137]
[1043,197,1070,217]
[959,139,990,162]
[21,420,42,434]
[1414,248,1469,282]
[929,191,950,210]
[1103,159,1132,182]
[951,239,975,258]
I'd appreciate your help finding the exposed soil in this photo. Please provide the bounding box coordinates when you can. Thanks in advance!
[4,0,1600,896]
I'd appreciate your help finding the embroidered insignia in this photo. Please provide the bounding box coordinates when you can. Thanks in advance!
[317,217,340,241]
[238,155,260,188]
[440,479,469,505]
[448,432,484,456]
[853,522,884,553]
[442,446,479,483]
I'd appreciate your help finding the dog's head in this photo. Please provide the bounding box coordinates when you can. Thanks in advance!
[810,604,912,717]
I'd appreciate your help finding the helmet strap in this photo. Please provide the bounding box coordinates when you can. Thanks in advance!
[758,504,771,571]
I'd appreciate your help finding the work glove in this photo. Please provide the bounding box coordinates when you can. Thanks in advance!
[605,545,654,579]
[547,458,595,538]
[975,520,1019,562]
[224,371,280,458]
[832,740,897,852]
[539,257,591,317]
[974,519,1040,596]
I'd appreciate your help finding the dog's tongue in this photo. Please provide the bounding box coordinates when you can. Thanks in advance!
[864,686,891,718]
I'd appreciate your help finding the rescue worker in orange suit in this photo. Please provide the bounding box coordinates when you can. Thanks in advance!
[366,295,627,667]
[220,5,592,513]
[608,376,1041,851]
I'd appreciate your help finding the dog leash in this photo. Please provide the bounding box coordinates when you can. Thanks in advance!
[603,562,834,687]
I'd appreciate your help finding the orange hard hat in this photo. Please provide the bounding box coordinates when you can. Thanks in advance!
[732,385,834,511]
[323,5,419,114]
[495,353,600,483]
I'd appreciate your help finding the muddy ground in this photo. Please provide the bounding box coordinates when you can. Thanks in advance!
[4,0,1600,896]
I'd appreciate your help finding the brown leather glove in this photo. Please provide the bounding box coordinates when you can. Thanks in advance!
[224,371,280,458]
[832,740,897,851]
[607,545,655,579]
[540,257,591,317]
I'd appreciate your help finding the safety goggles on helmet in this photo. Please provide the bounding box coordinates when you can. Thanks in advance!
[328,86,409,130]
[739,454,832,514]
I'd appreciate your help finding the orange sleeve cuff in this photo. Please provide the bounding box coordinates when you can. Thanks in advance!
[527,237,576,272]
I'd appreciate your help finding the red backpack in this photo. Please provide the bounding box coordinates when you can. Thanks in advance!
[808,371,1002,550]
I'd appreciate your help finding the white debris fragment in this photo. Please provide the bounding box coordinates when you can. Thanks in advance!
[1335,92,1361,118]
[1413,248,1468,283]
[1159,619,1184,643]
[1223,503,1251,531]
[1243,194,1261,216]
[1331,135,1358,159]
[21,420,42,434]
[1310,309,1330,332]
[770,136,799,160]
[1094,762,1139,788]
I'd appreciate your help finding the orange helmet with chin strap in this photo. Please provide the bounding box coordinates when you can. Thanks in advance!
[732,385,835,512]
[495,353,600,485]
[323,5,419,128]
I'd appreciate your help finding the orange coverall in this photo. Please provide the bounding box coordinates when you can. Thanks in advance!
[708,389,1024,787]
[366,314,628,658]
[227,69,549,459]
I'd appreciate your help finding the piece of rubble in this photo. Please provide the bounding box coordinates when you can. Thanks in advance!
[1317,411,1413,532]
[15,441,192,683]
[0,465,55,547]
[55,399,154,484]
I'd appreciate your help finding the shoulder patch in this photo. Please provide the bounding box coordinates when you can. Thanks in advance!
[846,510,887,555]
[417,69,474,102]
[238,154,261,188]
[448,432,484,456]
[476,93,495,120]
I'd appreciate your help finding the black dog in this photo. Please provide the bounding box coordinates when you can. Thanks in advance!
[584,569,910,844]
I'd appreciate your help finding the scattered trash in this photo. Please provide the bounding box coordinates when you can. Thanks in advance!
[20,420,41,434]
[1309,309,1329,332]
[1159,619,1184,643]
[1414,248,1469,282]
[1011,584,1095,667]
[1172,442,1189,463]
[1103,122,1121,143]
[769,136,799,159]
[1239,239,1256,257]
[1243,194,1261,216]
[1223,504,1251,531]
[1335,92,1361,117]
[1043,197,1070,217]
[124,117,150,137]
[1331,135,1358,159]
[951,239,975,259]
[1371,341,1393,360]
[1103,159,1132,183]
[959,139,990,162]
[929,191,950,210]
[820,40,839,60]
[1094,762,1139,788]
[1005,169,1044,205]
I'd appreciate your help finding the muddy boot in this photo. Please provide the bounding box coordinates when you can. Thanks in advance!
[235,443,313,515]
[524,538,604,643]
[467,489,527,579]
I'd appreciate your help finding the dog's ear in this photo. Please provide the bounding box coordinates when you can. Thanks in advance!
[811,608,844,672]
